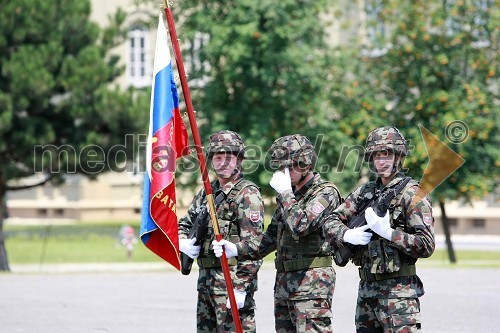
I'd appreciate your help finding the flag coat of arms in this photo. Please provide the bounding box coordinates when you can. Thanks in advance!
[140,15,188,270]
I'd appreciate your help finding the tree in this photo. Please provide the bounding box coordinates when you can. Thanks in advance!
[331,0,499,262]
[157,1,497,260]
[174,0,347,193]
[0,0,150,271]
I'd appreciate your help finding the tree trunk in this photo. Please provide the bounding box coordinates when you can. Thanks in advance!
[0,188,10,271]
[439,198,456,264]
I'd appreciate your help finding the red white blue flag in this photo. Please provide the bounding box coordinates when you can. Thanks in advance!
[140,15,188,270]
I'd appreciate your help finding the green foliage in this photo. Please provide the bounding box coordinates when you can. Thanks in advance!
[176,0,343,194]
[0,0,150,270]
[0,0,149,187]
[330,0,499,200]
[165,0,497,202]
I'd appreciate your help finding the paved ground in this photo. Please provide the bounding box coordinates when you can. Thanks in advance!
[1,263,499,332]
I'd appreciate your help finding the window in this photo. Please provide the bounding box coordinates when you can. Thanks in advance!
[127,26,151,88]
[360,0,388,58]
[37,209,48,217]
[471,219,485,229]
[54,208,65,217]
[448,218,458,228]
[471,0,492,47]
[445,0,492,48]
[184,32,211,88]
[365,0,385,46]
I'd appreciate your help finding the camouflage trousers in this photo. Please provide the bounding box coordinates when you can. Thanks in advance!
[196,291,256,333]
[355,296,421,333]
[274,298,333,333]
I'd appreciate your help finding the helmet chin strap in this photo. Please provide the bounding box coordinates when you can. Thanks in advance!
[392,155,404,175]
[231,167,241,176]
[391,163,399,175]
[378,157,402,178]
[368,162,397,178]
[299,172,308,183]
[298,166,312,183]
[382,165,399,180]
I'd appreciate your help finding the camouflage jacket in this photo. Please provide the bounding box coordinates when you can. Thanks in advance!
[237,173,341,300]
[178,175,264,295]
[324,174,435,298]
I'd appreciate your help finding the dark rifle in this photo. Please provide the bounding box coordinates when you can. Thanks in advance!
[181,189,226,275]
[333,177,411,267]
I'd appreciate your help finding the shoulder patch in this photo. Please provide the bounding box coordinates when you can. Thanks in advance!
[311,201,327,214]
[249,210,261,222]
[422,213,433,226]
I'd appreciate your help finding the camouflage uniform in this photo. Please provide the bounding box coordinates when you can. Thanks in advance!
[237,135,342,333]
[325,127,435,333]
[178,131,264,333]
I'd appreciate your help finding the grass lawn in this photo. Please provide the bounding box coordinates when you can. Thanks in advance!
[4,222,162,264]
[5,223,500,268]
[426,249,500,261]
[6,236,162,264]
[419,248,500,268]
[7,236,500,268]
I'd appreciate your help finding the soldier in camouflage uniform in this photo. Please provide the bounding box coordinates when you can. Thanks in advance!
[324,126,435,333]
[178,130,264,333]
[214,134,342,333]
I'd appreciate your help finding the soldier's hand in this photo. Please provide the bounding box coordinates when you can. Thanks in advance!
[212,239,238,258]
[365,207,393,241]
[179,238,201,259]
[227,288,246,309]
[343,225,372,245]
[270,168,292,194]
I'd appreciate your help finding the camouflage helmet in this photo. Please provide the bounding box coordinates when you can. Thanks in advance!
[269,134,317,169]
[364,126,409,161]
[207,130,246,159]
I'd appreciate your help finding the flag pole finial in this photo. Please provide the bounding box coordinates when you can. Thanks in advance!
[162,0,172,9]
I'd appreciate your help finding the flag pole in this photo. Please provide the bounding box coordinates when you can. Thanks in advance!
[161,2,243,332]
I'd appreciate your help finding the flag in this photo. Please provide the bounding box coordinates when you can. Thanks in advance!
[140,15,189,270]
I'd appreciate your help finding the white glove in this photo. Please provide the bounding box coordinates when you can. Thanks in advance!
[343,225,372,245]
[179,238,201,259]
[269,168,292,194]
[365,207,393,241]
[212,239,238,258]
[227,289,246,309]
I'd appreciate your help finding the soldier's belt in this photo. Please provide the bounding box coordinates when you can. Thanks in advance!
[197,256,238,269]
[358,265,416,282]
[275,256,333,273]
